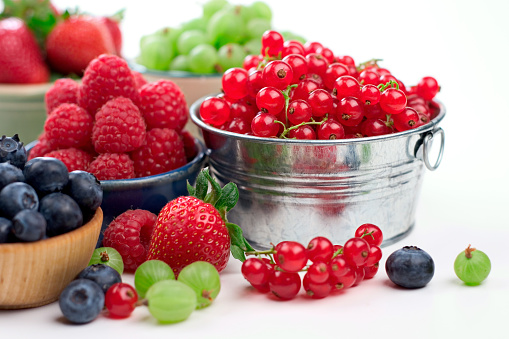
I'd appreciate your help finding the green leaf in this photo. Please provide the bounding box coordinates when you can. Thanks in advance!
[186,181,196,197]
[226,222,254,253]
[215,182,239,212]
[202,169,222,205]
[193,168,209,200]
[230,245,246,262]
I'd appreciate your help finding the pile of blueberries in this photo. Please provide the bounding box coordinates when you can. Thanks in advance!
[0,134,103,243]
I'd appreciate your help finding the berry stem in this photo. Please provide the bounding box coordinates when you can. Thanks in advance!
[465,244,476,259]
[377,80,399,92]
[360,230,375,241]
[357,58,383,72]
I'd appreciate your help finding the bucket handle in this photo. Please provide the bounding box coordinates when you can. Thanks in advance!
[422,127,445,171]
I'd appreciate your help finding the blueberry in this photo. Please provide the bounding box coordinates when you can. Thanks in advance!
[0,162,24,191]
[77,264,122,294]
[11,209,46,242]
[59,279,105,324]
[39,193,83,236]
[0,217,14,243]
[385,246,435,289]
[64,171,103,212]
[23,157,69,195]
[0,182,39,219]
[0,134,27,169]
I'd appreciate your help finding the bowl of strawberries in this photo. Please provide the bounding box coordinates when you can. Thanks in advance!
[28,53,208,247]
[0,1,124,142]
[190,30,446,249]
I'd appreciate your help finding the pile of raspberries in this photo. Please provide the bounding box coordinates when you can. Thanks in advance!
[29,54,197,180]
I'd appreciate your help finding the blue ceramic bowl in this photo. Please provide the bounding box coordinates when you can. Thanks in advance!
[26,139,208,247]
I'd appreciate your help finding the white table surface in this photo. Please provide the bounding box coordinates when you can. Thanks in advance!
[1,0,509,338]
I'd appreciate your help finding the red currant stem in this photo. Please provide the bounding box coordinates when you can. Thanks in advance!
[360,230,375,241]
[385,114,394,128]
[244,248,276,256]
[279,118,324,139]
[465,244,476,259]
[377,80,399,92]
[356,58,383,72]
[332,247,343,259]
[281,84,298,127]
[137,299,148,307]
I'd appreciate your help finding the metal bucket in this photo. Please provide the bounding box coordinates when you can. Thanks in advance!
[190,98,445,249]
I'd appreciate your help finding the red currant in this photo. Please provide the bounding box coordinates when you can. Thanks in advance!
[307,261,330,284]
[243,54,263,70]
[226,117,251,134]
[269,270,301,300]
[329,255,349,279]
[317,46,335,64]
[200,96,230,127]
[392,107,419,132]
[330,264,357,291]
[306,53,329,77]
[336,96,364,127]
[352,265,365,286]
[306,236,334,262]
[379,87,407,114]
[292,78,321,101]
[308,89,333,118]
[333,75,361,100]
[365,245,382,267]
[222,67,248,100]
[336,55,355,66]
[246,70,265,98]
[105,282,138,318]
[288,125,316,140]
[323,63,349,90]
[262,60,294,91]
[274,241,308,273]
[281,40,305,57]
[303,41,323,55]
[360,117,393,137]
[354,223,383,246]
[343,237,370,267]
[282,54,307,84]
[251,112,279,138]
[358,69,380,86]
[360,84,381,105]
[303,273,332,299]
[317,118,345,140]
[287,99,312,125]
[256,86,285,115]
[416,76,440,100]
[261,30,284,57]
[363,263,379,279]
[241,257,272,286]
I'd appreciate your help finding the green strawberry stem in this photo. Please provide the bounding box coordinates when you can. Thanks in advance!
[187,167,255,262]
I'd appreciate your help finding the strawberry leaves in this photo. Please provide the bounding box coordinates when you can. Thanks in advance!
[187,167,254,262]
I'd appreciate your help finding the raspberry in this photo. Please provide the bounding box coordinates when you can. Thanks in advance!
[28,132,55,160]
[88,153,135,180]
[103,209,157,272]
[138,80,188,132]
[131,128,186,178]
[78,54,140,116]
[131,70,147,89]
[92,97,146,154]
[44,103,93,149]
[44,78,79,114]
[44,148,93,172]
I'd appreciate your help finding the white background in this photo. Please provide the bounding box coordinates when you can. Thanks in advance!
[1,0,509,338]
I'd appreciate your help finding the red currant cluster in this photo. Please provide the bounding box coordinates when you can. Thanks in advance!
[241,224,383,300]
[199,30,441,139]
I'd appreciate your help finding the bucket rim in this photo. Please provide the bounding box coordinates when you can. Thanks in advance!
[190,95,446,145]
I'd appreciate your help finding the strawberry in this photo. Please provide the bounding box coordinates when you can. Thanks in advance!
[147,167,254,276]
[45,15,116,75]
[96,9,124,56]
[0,17,49,84]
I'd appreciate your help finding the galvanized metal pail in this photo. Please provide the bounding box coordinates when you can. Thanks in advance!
[190,99,445,249]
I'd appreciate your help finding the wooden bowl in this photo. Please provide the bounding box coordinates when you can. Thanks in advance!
[0,208,103,309]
